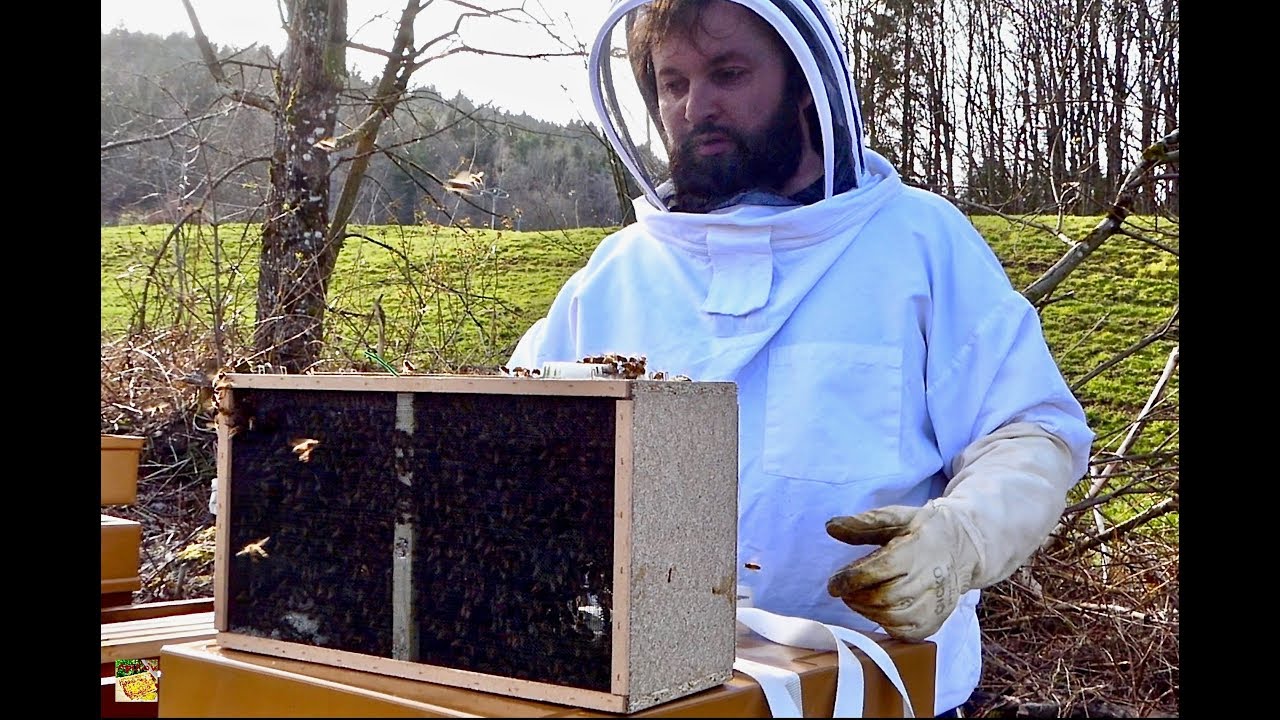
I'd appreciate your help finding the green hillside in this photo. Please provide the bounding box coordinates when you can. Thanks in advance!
[101,216,1179,448]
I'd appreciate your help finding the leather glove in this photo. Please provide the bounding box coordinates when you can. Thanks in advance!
[825,421,1079,642]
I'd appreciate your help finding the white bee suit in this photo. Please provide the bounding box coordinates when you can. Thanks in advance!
[509,0,1095,713]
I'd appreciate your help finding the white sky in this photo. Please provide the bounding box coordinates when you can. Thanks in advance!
[100,0,616,126]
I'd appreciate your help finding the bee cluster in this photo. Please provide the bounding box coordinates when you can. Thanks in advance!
[502,354,692,382]
[227,389,400,656]
[409,392,616,689]
[223,387,619,691]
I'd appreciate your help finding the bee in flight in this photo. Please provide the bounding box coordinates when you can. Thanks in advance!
[290,438,321,462]
[237,536,271,560]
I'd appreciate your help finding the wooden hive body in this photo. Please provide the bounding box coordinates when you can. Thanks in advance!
[101,434,145,505]
[213,373,739,713]
[101,514,142,595]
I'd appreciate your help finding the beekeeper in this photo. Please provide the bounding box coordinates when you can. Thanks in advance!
[507,0,1095,715]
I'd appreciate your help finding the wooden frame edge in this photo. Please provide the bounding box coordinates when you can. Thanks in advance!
[611,399,634,700]
[216,632,629,713]
[214,384,233,632]
[160,640,475,718]
[222,373,634,398]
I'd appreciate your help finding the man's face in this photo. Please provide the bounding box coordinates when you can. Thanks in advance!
[651,0,805,208]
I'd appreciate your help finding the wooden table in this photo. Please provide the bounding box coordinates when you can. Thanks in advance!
[101,599,217,719]
[157,625,935,717]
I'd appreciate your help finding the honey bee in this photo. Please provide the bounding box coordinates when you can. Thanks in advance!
[214,383,234,416]
[579,353,651,379]
[619,358,647,379]
[222,407,255,439]
[444,170,485,195]
[290,438,320,462]
[237,536,271,559]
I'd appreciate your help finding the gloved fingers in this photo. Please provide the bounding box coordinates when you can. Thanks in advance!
[826,536,917,598]
[871,584,961,642]
[837,584,900,611]
[846,590,948,643]
[829,558,931,607]
[838,571,930,611]
[877,613,942,643]
[836,595,931,642]
[826,505,919,547]
[838,586,911,614]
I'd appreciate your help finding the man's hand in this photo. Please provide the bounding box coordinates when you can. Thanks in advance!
[825,423,1083,643]
[825,501,979,642]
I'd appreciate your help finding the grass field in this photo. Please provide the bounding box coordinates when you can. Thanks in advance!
[100,215,1179,452]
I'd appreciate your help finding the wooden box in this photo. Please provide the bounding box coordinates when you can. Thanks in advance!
[102,514,143,595]
[158,628,936,717]
[102,611,217,665]
[103,434,146,505]
[213,374,740,713]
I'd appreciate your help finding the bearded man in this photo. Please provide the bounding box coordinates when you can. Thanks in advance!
[508,1,1095,716]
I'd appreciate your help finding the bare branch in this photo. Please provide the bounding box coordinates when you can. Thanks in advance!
[1022,128,1180,304]
[1071,306,1179,391]
[326,0,423,238]
[133,154,270,332]
[923,188,1078,248]
[343,231,515,310]
[1062,479,1177,516]
[1083,342,1180,493]
[179,0,276,111]
[409,2,584,71]
[1114,224,1180,256]
[1051,600,1175,625]
[1062,496,1178,560]
[100,107,235,153]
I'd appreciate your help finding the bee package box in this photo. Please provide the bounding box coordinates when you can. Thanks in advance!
[102,514,143,595]
[212,373,739,714]
[102,435,146,506]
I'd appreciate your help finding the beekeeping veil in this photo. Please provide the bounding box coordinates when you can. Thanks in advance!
[588,0,867,212]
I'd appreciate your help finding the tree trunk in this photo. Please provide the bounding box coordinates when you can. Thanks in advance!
[254,0,347,373]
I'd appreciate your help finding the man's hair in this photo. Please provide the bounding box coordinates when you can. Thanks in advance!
[626,0,820,154]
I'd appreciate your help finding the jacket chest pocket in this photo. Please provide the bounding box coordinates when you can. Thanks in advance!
[763,342,904,483]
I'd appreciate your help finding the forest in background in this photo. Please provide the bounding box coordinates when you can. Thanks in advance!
[101,28,625,232]
[101,0,1178,232]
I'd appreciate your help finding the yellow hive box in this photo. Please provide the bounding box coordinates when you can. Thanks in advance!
[102,513,142,595]
[102,434,146,506]
[158,629,935,718]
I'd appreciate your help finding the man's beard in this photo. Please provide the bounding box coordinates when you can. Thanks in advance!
[667,97,803,213]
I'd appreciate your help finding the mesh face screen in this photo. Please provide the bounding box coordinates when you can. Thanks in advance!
[226,388,618,690]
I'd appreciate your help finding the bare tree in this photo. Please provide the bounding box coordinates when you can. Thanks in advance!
[179,0,577,372]
[830,0,1176,218]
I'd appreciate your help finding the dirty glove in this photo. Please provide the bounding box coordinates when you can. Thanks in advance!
[825,422,1078,642]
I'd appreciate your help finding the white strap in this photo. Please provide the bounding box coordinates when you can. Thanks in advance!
[824,624,915,718]
[733,656,804,718]
[735,607,916,718]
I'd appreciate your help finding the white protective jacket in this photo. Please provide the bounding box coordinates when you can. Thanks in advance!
[509,0,1095,712]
